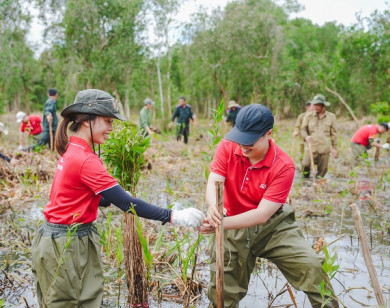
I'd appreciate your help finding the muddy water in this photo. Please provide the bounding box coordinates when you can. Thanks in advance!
[1,132,390,307]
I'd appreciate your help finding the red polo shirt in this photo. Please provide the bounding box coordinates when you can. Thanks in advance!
[210,138,295,216]
[21,115,42,135]
[44,136,118,224]
[351,125,378,147]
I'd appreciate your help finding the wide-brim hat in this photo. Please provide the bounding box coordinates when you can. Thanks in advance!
[311,94,330,107]
[61,89,125,121]
[144,98,155,106]
[16,111,26,123]
[227,100,240,109]
[225,104,274,146]
[0,122,8,135]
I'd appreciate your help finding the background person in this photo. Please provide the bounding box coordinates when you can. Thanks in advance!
[199,104,338,308]
[139,98,155,137]
[16,111,42,149]
[0,122,17,165]
[171,96,194,144]
[301,94,337,178]
[350,122,389,164]
[293,101,314,159]
[226,100,241,127]
[31,89,204,307]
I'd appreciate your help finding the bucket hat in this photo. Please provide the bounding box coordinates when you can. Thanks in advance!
[311,94,330,107]
[225,104,274,146]
[227,100,240,109]
[144,98,155,106]
[0,122,8,135]
[61,89,125,121]
[16,111,26,123]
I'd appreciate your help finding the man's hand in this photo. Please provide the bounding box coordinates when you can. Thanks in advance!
[207,204,225,227]
[305,136,313,143]
[382,143,390,150]
[167,122,174,129]
[292,131,299,137]
[198,218,216,234]
[46,114,53,124]
[171,208,205,228]
[331,148,338,158]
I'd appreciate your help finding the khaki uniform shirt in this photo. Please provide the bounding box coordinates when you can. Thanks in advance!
[294,112,307,134]
[301,111,337,154]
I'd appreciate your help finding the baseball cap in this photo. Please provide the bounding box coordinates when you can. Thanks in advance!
[225,104,274,146]
[16,111,26,123]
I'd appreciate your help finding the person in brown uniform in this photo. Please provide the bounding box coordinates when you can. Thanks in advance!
[301,94,337,178]
[293,101,314,158]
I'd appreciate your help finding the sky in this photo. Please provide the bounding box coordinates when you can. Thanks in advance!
[27,0,389,55]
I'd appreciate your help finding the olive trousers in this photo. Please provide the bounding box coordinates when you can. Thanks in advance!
[208,204,339,308]
[32,224,104,307]
[302,151,330,178]
[350,142,367,165]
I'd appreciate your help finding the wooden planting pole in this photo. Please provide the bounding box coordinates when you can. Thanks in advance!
[291,135,296,161]
[49,121,54,151]
[215,181,224,308]
[123,212,148,307]
[308,142,316,181]
[349,203,385,307]
[374,147,380,162]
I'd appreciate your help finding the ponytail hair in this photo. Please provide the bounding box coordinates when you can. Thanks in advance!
[55,113,97,156]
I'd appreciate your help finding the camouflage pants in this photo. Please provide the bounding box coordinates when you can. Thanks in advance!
[32,221,104,307]
[350,142,367,165]
[302,151,330,178]
[208,204,338,308]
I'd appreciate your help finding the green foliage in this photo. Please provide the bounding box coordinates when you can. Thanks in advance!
[102,121,150,193]
[319,244,339,307]
[370,101,390,123]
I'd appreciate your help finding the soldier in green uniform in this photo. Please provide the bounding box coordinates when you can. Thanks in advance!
[226,100,241,127]
[293,101,314,158]
[301,94,337,178]
[171,96,194,144]
[139,98,155,137]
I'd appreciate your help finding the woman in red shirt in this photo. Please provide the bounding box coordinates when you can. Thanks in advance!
[31,89,204,307]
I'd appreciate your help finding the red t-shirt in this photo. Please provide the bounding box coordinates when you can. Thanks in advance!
[351,125,378,147]
[44,136,118,224]
[210,138,295,216]
[20,115,42,135]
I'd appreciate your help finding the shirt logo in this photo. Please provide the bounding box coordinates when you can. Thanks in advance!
[259,184,267,189]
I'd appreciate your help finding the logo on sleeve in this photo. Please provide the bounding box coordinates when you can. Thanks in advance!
[259,184,267,189]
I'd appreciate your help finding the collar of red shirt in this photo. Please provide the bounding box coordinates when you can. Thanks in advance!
[232,138,277,168]
[68,136,94,154]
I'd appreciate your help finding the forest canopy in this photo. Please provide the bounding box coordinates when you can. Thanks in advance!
[1,0,389,119]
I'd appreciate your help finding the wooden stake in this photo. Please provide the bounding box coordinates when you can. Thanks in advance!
[308,142,316,181]
[349,203,385,307]
[374,147,380,162]
[215,181,224,308]
[291,135,296,161]
[49,121,54,151]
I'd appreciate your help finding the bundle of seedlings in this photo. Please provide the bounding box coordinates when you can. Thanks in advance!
[103,121,151,307]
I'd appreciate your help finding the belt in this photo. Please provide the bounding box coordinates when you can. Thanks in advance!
[38,219,98,238]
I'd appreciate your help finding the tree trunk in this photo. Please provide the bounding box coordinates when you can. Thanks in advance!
[156,54,165,119]
[212,71,228,105]
[123,213,148,307]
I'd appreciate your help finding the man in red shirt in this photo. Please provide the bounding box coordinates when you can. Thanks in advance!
[199,104,338,308]
[16,111,42,148]
[351,123,389,164]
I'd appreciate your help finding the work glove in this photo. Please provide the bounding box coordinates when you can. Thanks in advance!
[382,143,390,150]
[171,208,205,228]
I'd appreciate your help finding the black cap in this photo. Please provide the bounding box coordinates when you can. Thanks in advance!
[48,88,58,96]
[224,104,274,146]
[379,122,389,131]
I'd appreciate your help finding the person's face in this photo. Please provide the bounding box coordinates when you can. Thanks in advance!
[239,130,272,160]
[231,107,236,111]
[179,99,186,106]
[378,126,387,134]
[23,116,29,123]
[314,104,325,114]
[91,116,114,144]
[305,104,314,112]
[146,103,152,109]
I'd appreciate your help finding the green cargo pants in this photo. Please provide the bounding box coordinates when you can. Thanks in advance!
[208,204,338,308]
[302,151,330,178]
[32,224,104,307]
[350,142,367,165]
